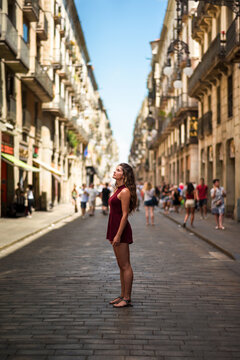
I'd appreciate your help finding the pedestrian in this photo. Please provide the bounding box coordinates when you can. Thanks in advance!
[211,179,226,230]
[72,184,78,213]
[143,182,155,226]
[79,184,89,219]
[183,182,197,228]
[27,184,34,218]
[101,183,111,215]
[162,184,171,214]
[196,178,208,219]
[172,185,181,213]
[88,183,99,216]
[136,185,142,211]
[107,163,137,308]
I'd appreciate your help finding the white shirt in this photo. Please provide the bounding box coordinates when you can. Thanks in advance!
[79,188,89,202]
[88,188,98,202]
[144,189,155,201]
[27,190,34,200]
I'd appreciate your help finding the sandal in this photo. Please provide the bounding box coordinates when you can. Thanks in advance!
[113,299,132,308]
[109,296,123,305]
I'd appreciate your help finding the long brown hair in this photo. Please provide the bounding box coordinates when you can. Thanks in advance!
[119,163,137,214]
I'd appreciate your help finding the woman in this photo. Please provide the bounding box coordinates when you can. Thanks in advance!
[211,178,226,230]
[183,182,197,227]
[162,184,171,214]
[72,184,78,213]
[143,182,155,226]
[106,163,137,308]
[172,186,181,213]
[27,185,34,218]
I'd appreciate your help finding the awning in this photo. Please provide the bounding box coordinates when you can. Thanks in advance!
[33,158,64,176]
[1,153,40,172]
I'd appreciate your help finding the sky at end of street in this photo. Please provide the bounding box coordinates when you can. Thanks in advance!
[75,0,168,162]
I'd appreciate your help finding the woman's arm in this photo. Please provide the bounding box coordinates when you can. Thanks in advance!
[112,188,130,247]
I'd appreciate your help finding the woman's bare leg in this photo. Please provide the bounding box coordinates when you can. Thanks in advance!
[190,207,195,226]
[145,206,149,225]
[184,207,190,224]
[150,206,154,225]
[214,214,219,228]
[113,243,133,306]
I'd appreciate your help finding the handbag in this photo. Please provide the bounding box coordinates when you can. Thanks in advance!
[152,196,159,206]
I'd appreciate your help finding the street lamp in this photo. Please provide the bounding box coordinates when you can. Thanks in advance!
[163,0,193,88]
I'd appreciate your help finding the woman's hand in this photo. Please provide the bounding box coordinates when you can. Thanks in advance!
[112,235,121,247]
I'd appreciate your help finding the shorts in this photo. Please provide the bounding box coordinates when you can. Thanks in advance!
[185,199,195,208]
[199,199,207,207]
[144,200,154,207]
[89,199,96,207]
[81,201,87,209]
[212,206,225,215]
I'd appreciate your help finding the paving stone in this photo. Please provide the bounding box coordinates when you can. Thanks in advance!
[0,210,240,358]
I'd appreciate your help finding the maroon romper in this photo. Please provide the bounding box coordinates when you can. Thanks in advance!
[106,185,133,244]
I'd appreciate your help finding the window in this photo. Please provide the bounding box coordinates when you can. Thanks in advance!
[23,22,29,43]
[228,75,233,118]
[216,15,221,34]
[208,95,212,112]
[34,102,38,128]
[217,86,221,124]
[22,90,27,127]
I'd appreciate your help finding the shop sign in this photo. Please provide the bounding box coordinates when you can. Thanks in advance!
[1,132,14,154]
[19,145,29,160]
[189,116,198,138]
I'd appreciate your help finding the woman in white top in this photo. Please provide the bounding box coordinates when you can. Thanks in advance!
[27,184,34,218]
[143,182,155,226]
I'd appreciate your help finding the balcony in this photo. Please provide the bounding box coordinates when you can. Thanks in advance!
[42,94,65,117]
[57,63,68,79]
[188,34,226,97]
[52,48,62,69]
[198,111,212,140]
[7,97,16,124]
[22,108,31,130]
[175,93,198,117]
[54,4,62,25]
[6,36,30,73]
[23,0,39,22]
[36,10,48,41]
[0,13,18,60]
[59,18,65,38]
[21,57,53,102]
[226,17,240,62]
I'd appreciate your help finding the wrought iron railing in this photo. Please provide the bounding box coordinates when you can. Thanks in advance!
[188,34,225,94]
[7,97,16,123]
[226,17,240,55]
[19,36,29,69]
[0,13,18,55]
[198,111,212,139]
[24,0,39,18]
[34,58,53,98]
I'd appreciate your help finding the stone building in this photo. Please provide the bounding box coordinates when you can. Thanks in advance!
[0,0,118,217]
[188,2,240,218]
[130,0,240,220]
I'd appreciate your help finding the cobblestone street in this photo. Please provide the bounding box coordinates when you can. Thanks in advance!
[0,209,240,360]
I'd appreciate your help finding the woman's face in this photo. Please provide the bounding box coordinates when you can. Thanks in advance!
[113,165,124,181]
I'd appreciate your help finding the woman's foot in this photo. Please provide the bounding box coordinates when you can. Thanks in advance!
[113,298,132,308]
[182,222,186,228]
[109,296,123,305]
[215,226,219,230]
[219,226,225,230]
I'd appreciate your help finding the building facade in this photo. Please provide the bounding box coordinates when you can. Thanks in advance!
[0,0,118,217]
[129,0,240,220]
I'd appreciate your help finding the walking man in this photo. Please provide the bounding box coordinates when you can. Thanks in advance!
[88,183,99,216]
[196,178,208,219]
[211,179,226,230]
[79,184,89,219]
[101,183,111,215]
